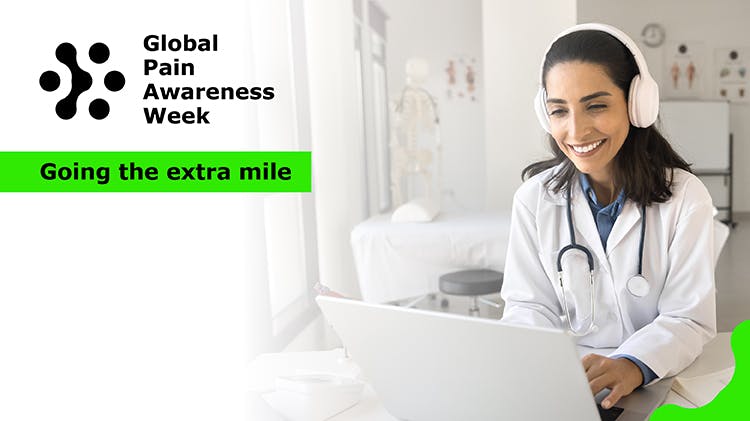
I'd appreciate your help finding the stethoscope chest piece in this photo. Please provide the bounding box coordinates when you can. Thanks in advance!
[627,275,650,297]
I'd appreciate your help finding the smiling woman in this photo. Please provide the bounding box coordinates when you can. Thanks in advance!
[526,25,689,205]
[501,23,717,411]
[544,62,631,201]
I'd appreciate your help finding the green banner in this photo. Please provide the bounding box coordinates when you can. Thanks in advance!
[0,151,311,192]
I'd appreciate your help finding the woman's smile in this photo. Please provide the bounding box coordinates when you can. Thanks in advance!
[568,138,607,157]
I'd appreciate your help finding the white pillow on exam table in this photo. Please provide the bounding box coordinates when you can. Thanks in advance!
[391,196,440,223]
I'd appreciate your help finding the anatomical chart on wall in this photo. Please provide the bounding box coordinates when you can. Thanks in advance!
[715,47,750,103]
[444,55,479,102]
[663,41,706,99]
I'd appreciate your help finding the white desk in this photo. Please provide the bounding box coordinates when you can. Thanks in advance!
[248,333,733,420]
[350,211,511,303]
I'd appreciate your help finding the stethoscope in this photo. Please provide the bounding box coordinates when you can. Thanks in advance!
[557,187,649,336]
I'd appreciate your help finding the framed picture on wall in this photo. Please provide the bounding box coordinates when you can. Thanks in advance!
[662,41,706,99]
[715,47,750,103]
[444,55,479,102]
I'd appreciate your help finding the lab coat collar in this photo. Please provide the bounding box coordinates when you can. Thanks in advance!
[545,176,641,263]
[540,166,642,256]
[546,181,642,258]
[540,163,570,206]
[542,187,567,206]
[606,200,642,255]
[542,177,609,264]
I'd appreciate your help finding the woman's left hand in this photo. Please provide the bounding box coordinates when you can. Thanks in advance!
[581,354,643,409]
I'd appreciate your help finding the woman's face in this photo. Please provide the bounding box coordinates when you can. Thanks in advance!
[544,61,630,183]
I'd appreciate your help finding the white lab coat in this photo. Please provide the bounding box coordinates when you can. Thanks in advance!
[500,165,717,380]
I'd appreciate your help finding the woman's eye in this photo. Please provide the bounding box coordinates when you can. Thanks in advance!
[588,104,607,111]
[549,109,567,117]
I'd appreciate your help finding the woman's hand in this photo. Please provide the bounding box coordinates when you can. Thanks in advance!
[581,354,643,409]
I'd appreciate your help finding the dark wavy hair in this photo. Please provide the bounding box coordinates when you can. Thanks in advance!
[522,30,691,207]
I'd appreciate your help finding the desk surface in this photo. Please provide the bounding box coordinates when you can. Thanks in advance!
[248,333,733,420]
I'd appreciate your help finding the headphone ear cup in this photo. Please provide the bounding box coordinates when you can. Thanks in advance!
[628,74,660,128]
[628,75,642,126]
[534,88,552,133]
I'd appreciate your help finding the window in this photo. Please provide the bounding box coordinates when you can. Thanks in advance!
[248,0,319,356]
[354,0,391,215]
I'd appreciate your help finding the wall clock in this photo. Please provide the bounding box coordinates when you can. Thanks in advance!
[642,23,665,48]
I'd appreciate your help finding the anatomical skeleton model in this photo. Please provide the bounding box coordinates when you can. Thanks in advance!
[389,58,441,208]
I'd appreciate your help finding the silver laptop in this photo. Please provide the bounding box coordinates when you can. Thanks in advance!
[316,296,672,421]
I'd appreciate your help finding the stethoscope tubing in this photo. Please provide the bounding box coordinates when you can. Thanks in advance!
[558,186,647,336]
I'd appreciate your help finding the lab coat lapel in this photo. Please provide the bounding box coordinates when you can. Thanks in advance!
[606,201,641,255]
[570,186,608,266]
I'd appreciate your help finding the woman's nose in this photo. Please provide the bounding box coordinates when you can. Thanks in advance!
[568,113,592,141]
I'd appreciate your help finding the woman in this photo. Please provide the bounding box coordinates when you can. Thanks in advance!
[500,23,716,409]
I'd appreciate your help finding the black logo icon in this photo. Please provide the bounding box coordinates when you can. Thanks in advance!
[39,42,126,120]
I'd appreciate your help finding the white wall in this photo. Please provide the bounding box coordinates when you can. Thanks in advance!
[380,0,487,211]
[305,0,368,297]
[578,0,750,212]
[482,0,578,211]
[0,0,252,419]
[1,1,370,419]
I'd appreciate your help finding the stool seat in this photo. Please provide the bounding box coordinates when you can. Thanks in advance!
[439,269,503,296]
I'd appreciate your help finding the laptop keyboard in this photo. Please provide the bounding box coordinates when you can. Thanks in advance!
[597,404,624,421]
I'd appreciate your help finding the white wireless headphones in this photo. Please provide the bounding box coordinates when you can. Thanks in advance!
[534,23,660,133]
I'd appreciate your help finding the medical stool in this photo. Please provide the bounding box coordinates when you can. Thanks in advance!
[438,269,503,317]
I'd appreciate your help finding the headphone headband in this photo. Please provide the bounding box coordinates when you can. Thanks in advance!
[538,23,654,85]
[534,23,660,133]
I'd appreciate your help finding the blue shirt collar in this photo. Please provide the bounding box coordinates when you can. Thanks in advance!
[578,173,626,215]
